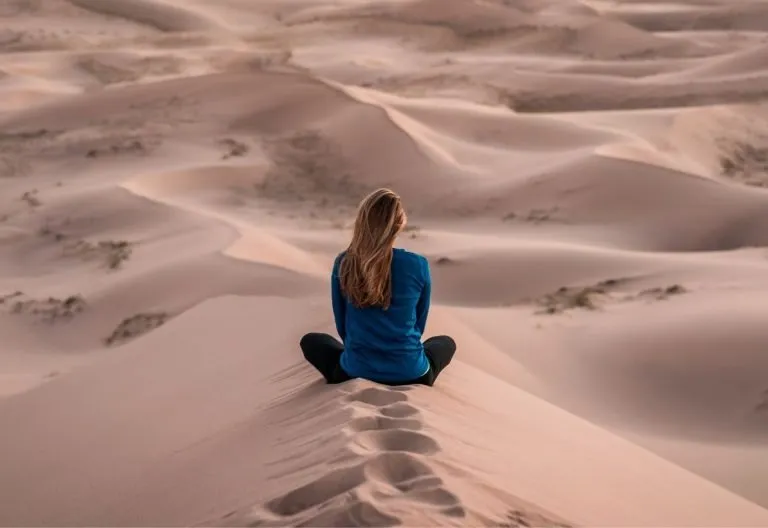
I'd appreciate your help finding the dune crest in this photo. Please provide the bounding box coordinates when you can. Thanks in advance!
[3,0,768,526]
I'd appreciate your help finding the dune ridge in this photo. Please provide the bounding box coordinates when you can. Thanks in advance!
[3,0,768,526]
[66,0,221,33]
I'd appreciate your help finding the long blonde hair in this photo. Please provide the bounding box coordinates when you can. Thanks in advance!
[340,188,406,309]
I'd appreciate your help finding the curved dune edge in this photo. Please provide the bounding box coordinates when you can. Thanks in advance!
[121,172,328,277]
[594,140,705,176]
[324,79,468,169]
[66,0,223,32]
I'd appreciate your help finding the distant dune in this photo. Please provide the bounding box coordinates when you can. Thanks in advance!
[2,0,768,526]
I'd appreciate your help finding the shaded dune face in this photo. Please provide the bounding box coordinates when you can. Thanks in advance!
[2,0,768,526]
[556,296,768,442]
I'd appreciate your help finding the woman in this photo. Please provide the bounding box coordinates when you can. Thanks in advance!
[300,188,456,386]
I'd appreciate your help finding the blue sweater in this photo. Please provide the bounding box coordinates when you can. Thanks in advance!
[332,248,431,383]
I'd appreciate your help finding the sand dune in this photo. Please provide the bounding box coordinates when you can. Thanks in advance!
[3,0,768,526]
[605,1,768,33]
[2,297,767,527]
[661,44,768,80]
[67,0,222,33]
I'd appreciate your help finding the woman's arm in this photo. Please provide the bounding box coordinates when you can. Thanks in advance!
[331,255,346,341]
[415,256,431,335]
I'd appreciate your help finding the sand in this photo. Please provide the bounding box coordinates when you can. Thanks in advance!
[2,0,768,526]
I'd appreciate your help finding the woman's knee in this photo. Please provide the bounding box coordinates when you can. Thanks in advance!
[428,335,456,353]
[300,332,321,355]
[300,332,342,360]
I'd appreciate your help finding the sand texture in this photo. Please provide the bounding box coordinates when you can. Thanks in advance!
[2,0,768,526]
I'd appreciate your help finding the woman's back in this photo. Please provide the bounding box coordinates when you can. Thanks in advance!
[332,247,431,382]
[299,187,455,386]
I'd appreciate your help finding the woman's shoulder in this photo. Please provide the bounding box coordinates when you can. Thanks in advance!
[393,247,428,266]
[332,251,346,273]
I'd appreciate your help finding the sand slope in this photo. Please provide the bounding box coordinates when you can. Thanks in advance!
[2,0,768,526]
[1,297,767,527]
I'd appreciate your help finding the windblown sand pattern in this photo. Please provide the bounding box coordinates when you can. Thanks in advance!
[2,0,768,526]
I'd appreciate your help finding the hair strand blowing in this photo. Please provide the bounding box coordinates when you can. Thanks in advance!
[339,188,406,309]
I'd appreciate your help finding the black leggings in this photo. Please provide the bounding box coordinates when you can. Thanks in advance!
[299,333,456,387]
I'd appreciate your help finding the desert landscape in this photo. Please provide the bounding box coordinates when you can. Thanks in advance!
[2,0,768,526]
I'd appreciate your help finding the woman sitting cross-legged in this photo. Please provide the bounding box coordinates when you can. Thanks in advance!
[300,188,456,386]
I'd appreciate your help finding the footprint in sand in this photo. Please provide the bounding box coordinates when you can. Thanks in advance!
[501,508,573,528]
[347,414,422,432]
[352,429,441,455]
[345,386,409,406]
[264,464,366,517]
[363,451,435,484]
[363,451,464,515]
[347,386,464,514]
[364,451,456,500]
[380,401,420,418]
[389,384,417,392]
[297,498,400,527]
[261,458,411,525]
[256,385,463,525]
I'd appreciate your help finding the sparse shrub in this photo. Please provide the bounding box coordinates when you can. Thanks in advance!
[97,240,132,269]
[220,138,249,159]
[719,140,768,187]
[105,312,169,346]
[1,292,86,322]
[537,279,687,314]
[21,190,41,207]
